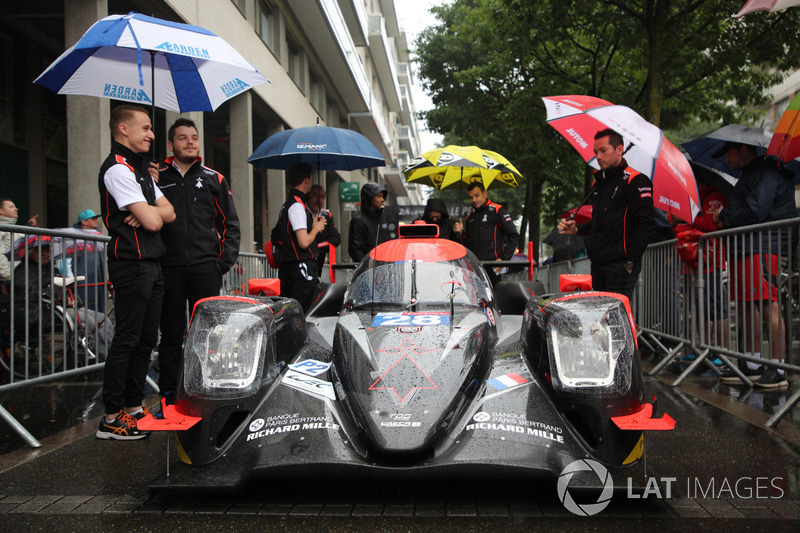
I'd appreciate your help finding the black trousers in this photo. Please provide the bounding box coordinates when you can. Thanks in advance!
[279,260,319,311]
[102,260,163,415]
[158,262,222,395]
[590,260,640,303]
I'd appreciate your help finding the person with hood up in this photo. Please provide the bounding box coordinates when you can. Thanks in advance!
[417,197,459,241]
[348,183,398,262]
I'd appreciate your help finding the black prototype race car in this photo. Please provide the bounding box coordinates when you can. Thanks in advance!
[144,225,673,490]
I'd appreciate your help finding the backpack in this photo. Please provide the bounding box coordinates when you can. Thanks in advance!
[267,221,287,268]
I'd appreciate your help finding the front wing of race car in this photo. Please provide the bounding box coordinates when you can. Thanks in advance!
[147,336,660,490]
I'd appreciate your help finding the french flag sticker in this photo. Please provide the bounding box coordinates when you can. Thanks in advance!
[487,373,528,390]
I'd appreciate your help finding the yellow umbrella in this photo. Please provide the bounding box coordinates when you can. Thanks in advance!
[403,145,523,190]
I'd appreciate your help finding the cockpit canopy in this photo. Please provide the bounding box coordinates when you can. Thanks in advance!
[345,239,493,309]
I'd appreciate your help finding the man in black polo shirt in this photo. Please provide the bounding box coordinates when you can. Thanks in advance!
[96,104,175,440]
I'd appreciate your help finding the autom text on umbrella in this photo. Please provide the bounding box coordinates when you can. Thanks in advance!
[542,95,700,224]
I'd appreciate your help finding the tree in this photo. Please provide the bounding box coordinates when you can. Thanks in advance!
[413,0,800,253]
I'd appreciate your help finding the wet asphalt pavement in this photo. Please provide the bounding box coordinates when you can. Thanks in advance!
[1,361,800,531]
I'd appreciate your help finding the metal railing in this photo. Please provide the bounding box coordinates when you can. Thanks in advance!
[1,224,113,446]
[636,217,800,427]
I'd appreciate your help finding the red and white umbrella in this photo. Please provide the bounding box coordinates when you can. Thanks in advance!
[542,95,700,223]
[735,0,800,17]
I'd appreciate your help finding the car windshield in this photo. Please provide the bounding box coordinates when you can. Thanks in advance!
[347,260,490,308]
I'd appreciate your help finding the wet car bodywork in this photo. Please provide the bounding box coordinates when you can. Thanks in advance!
[148,230,671,490]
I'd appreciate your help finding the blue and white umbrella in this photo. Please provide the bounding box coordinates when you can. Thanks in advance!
[248,125,385,171]
[34,12,268,113]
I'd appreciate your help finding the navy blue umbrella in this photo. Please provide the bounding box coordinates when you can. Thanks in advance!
[248,126,385,171]
[682,125,800,181]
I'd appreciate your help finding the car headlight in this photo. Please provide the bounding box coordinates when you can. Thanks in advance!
[184,309,267,399]
[546,297,634,395]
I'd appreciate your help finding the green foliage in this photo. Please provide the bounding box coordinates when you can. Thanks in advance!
[412,0,800,247]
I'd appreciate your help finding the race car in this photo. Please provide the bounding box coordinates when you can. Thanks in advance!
[144,224,672,490]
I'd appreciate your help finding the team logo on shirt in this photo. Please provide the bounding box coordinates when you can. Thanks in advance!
[195,177,203,189]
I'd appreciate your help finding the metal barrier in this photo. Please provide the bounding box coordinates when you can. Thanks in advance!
[636,217,800,427]
[1,224,113,446]
[223,251,276,294]
[528,257,591,292]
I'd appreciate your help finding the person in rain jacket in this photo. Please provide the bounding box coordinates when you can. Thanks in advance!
[155,117,240,400]
[348,183,398,262]
[416,197,458,241]
[558,128,655,302]
[712,141,797,389]
[453,182,519,286]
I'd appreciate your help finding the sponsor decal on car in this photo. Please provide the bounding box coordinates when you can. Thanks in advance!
[465,411,565,444]
[246,414,340,441]
[282,369,336,400]
[289,359,332,377]
[380,413,422,428]
[372,312,450,327]
[486,372,528,390]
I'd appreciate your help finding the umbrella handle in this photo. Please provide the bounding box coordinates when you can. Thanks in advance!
[566,182,597,222]
[150,51,157,163]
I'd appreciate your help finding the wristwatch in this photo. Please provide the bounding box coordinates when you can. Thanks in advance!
[624,261,634,273]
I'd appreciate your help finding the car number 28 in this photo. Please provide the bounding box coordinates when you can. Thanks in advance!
[372,312,450,327]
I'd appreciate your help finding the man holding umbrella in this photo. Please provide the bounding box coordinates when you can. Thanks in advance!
[155,117,241,402]
[558,128,655,302]
[272,163,327,311]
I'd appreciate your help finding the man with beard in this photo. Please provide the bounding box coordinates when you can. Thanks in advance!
[155,118,241,402]
[348,183,398,262]
[558,128,655,302]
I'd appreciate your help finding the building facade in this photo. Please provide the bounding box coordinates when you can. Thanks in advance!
[0,0,425,259]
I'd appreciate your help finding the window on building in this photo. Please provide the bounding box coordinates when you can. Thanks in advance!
[232,0,247,16]
[309,71,324,112]
[326,100,340,128]
[286,36,304,89]
[257,0,276,51]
